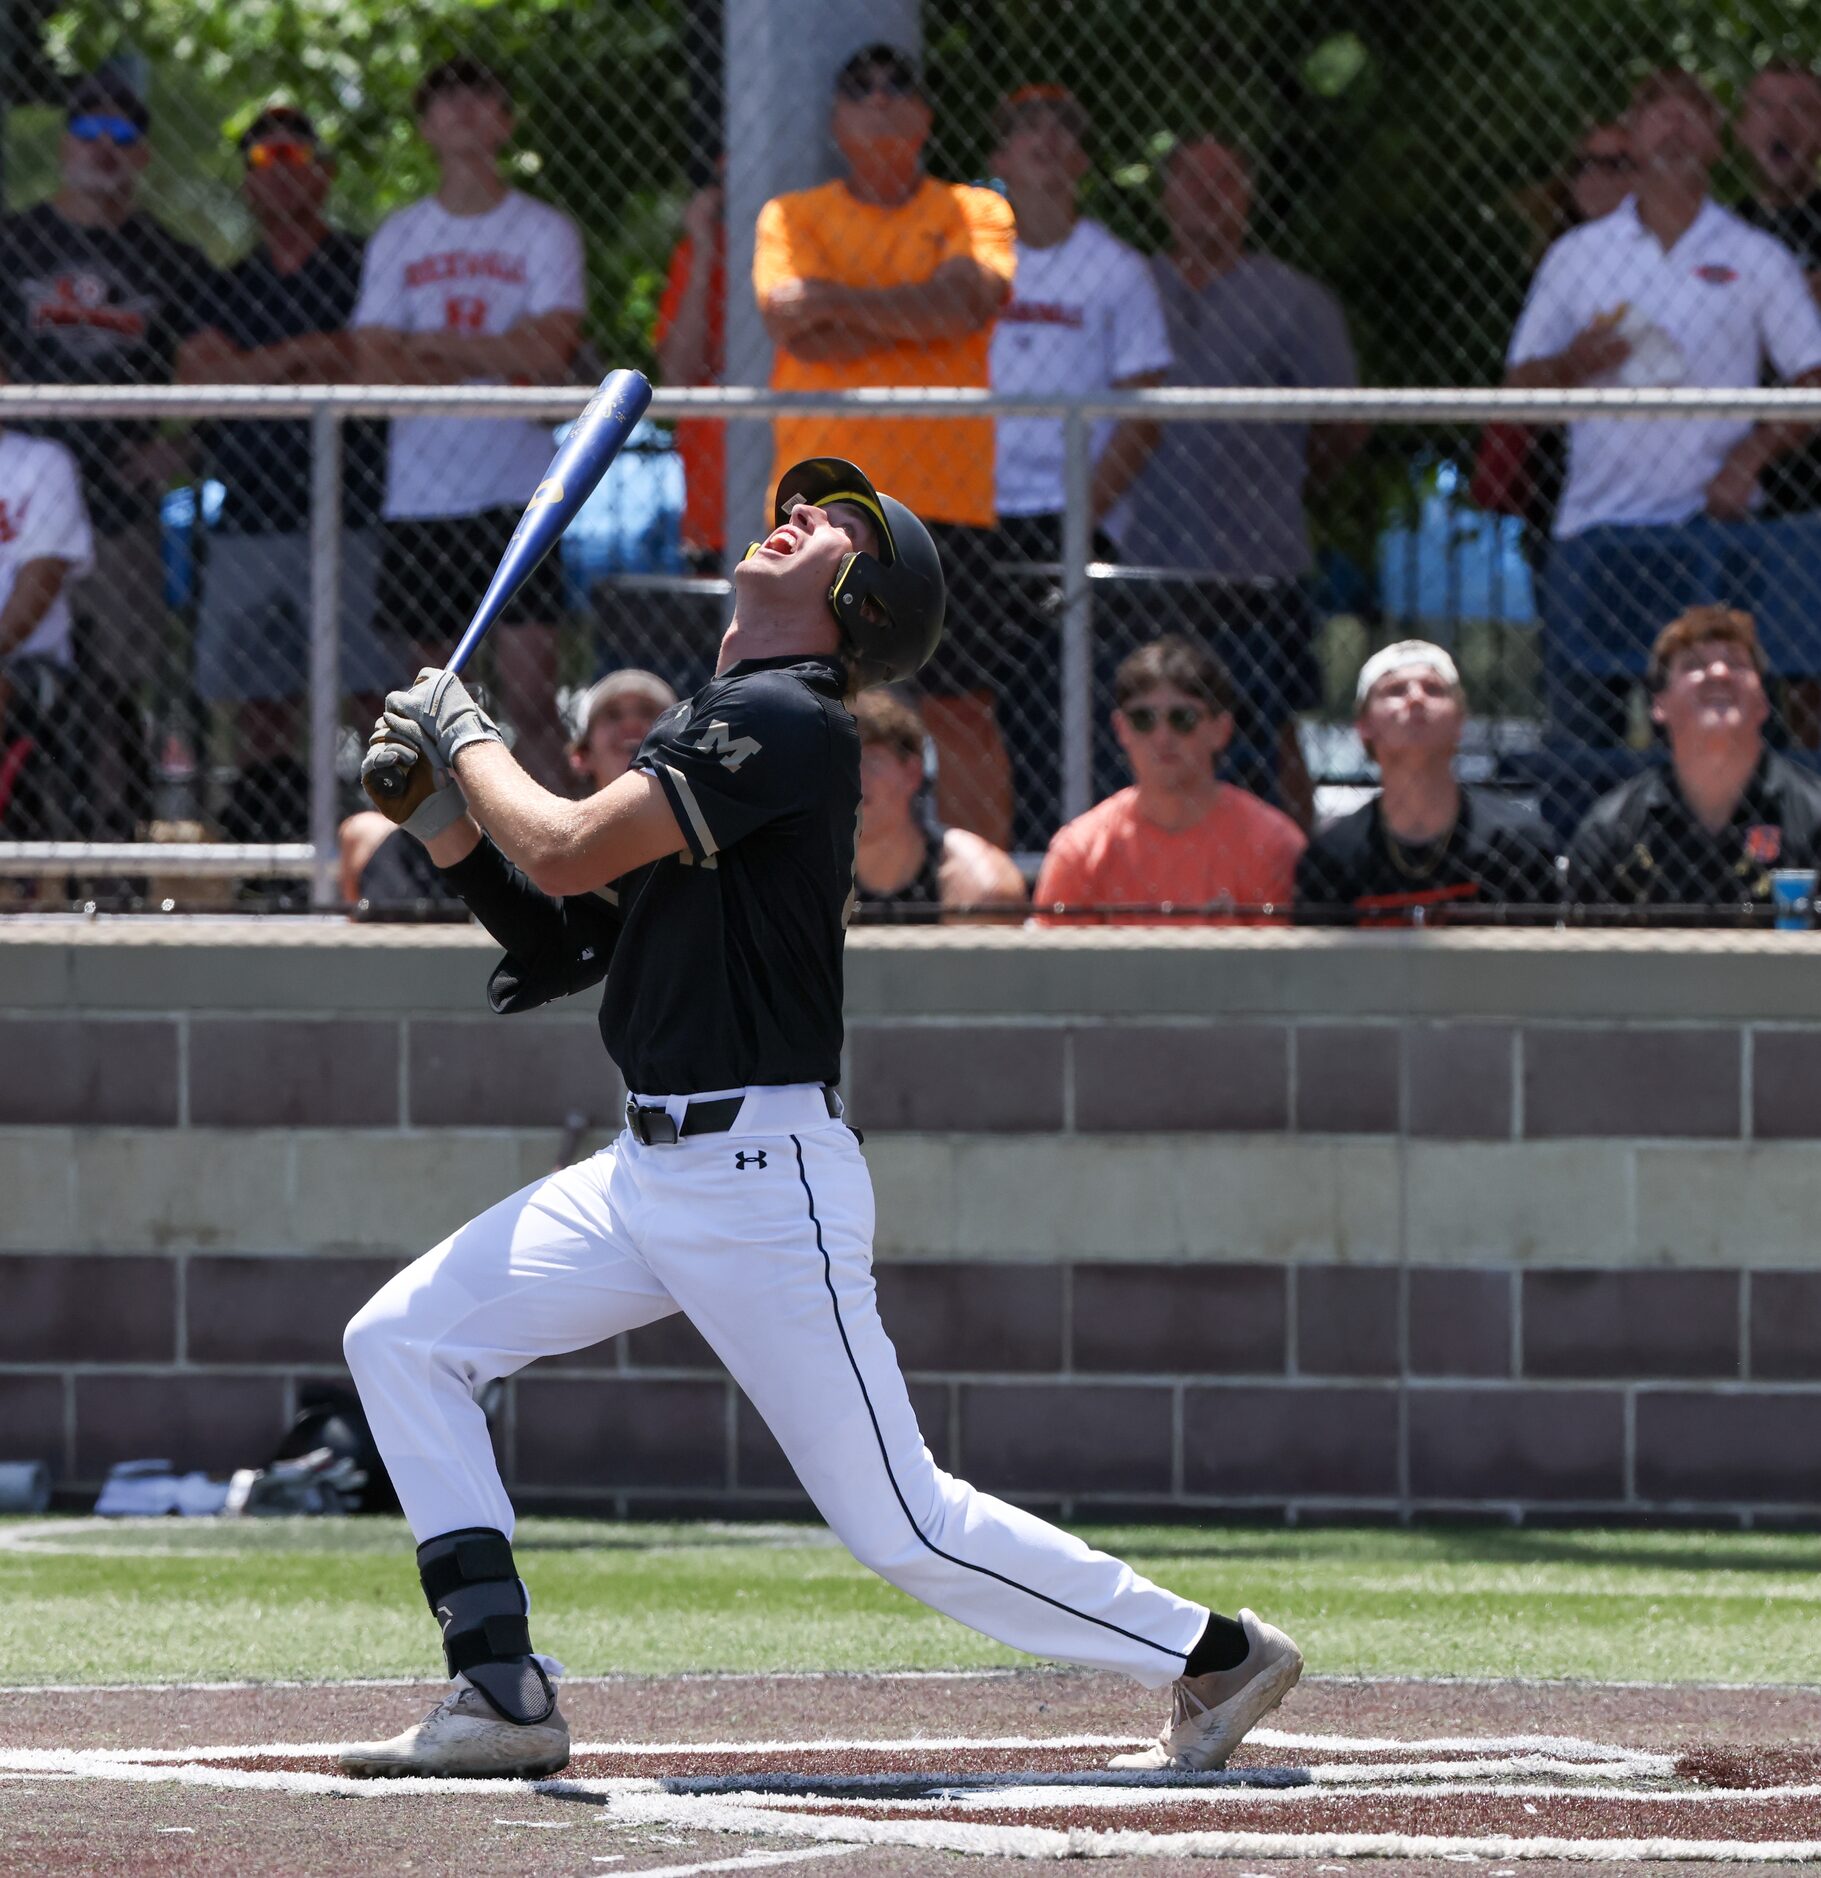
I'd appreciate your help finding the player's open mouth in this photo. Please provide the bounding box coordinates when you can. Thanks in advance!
[762,526,803,556]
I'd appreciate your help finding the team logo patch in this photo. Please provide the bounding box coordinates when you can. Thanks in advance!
[1746,824,1783,864]
[1695,263,1738,284]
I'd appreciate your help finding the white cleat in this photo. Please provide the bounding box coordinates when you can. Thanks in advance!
[339,1679,571,1779]
[1109,1608,1303,1772]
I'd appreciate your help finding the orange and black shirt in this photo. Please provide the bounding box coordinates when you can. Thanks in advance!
[1295,785,1560,926]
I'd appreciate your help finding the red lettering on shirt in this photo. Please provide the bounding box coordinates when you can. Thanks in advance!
[1695,264,1739,285]
[28,275,148,339]
[1002,300,1087,329]
[402,251,529,289]
[0,496,29,544]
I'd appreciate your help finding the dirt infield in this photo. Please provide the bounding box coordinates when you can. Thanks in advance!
[4,1670,1820,1875]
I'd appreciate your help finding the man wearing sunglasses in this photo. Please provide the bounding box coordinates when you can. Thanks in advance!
[178,107,390,845]
[754,43,1017,847]
[1033,635,1305,922]
[0,73,219,834]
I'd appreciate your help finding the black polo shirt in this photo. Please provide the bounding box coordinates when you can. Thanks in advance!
[1567,749,1821,908]
[1295,784,1560,925]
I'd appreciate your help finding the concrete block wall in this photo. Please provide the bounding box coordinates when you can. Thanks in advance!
[4,921,1821,1521]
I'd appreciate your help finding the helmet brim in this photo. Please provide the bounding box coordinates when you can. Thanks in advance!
[772,457,897,564]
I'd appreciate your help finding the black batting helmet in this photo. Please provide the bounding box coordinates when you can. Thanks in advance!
[752,457,946,690]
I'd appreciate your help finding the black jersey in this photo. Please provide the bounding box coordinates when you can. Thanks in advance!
[608,655,859,1092]
[439,655,859,1094]
[1294,784,1560,925]
[1567,750,1821,908]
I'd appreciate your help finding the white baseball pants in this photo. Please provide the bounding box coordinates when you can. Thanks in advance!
[343,1085,1206,1689]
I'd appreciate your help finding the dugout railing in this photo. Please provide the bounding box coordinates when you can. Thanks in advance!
[3,382,1821,909]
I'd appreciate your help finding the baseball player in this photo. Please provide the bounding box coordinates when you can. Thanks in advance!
[338,458,1302,1779]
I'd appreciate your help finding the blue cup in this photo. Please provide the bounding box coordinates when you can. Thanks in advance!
[1771,868,1814,932]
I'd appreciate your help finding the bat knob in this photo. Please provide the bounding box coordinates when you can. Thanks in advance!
[362,740,436,824]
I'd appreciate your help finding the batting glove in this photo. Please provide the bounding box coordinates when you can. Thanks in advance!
[384,666,504,770]
[360,717,468,843]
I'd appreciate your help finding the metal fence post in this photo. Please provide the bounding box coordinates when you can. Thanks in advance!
[308,405,343,909]
[1060,407,1094,823]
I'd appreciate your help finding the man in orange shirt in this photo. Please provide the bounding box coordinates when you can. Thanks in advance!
[654,168,725,569]
[753,43,1017,843]
[1034,637,1305,922]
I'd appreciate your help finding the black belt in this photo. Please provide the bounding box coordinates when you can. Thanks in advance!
[625,1086,839,1146]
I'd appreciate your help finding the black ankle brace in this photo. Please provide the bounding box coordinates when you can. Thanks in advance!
[416,1527,554,1724]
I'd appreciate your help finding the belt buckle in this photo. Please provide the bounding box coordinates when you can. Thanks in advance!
[625,1100,678,1146]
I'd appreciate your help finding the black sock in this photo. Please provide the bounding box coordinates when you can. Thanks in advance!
[1184,1611,1250,1677]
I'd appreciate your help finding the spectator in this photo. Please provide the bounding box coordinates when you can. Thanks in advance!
[1033,635,1304,922]
[987,84,1171,850]
[1568,605,1821,911]
[339,665,676,908]
[179,107,390,842]
[353,56,586,792]
[0,73,218,833]
[851,689,1027,918]
[1505,69,1821,752]
[0,420,95,839]
[754,42,1016,844]
[654,166,726,571]
[1108,136,1366,828]
[1295,640,1559,925]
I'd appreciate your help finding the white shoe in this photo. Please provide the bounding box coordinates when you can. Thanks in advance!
[1109,1608,1303,1772]
[339,1679,571,1779]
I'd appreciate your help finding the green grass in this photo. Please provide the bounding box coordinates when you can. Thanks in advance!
[3,1516,1818,1687]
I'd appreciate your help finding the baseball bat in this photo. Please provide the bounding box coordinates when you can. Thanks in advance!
[364,367,653,815]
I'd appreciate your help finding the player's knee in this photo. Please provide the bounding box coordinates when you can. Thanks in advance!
[342,1290,404,1381]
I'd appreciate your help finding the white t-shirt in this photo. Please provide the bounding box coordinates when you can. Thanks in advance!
[353,190,586,520]
[0,432,93,664]
[1507,197,1821,536]
[989,218,1172,517]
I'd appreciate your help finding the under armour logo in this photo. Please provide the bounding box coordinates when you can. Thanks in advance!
[734,1150,768,1170]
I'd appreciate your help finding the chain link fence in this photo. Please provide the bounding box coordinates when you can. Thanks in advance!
[3,1,1821,931]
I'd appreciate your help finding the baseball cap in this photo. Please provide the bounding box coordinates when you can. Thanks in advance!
[570,669,678,746]
[1354,640,1462,713]
[993,84,1089,143]
[238,105,323,156]
[66,75,150,135]
[834,44,922,100]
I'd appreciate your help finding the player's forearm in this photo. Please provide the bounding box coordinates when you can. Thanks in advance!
[451,741,585,889]
[0,559,66,655]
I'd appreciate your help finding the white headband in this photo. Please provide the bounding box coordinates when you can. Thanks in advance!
[1355,640,1462,713]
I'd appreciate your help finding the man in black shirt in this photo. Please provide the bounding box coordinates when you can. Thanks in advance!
[1569,606,1821,911]
[0,78,216,705]
[336,458,1301,1782]
[1297,640,1560,924]
[180,107,391,841]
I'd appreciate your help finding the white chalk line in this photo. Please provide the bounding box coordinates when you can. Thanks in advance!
[629,1851,855,1878]
[704,1778,1821,1813]
[20,1727,1665,1769]
[3,1741,1814,1862]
